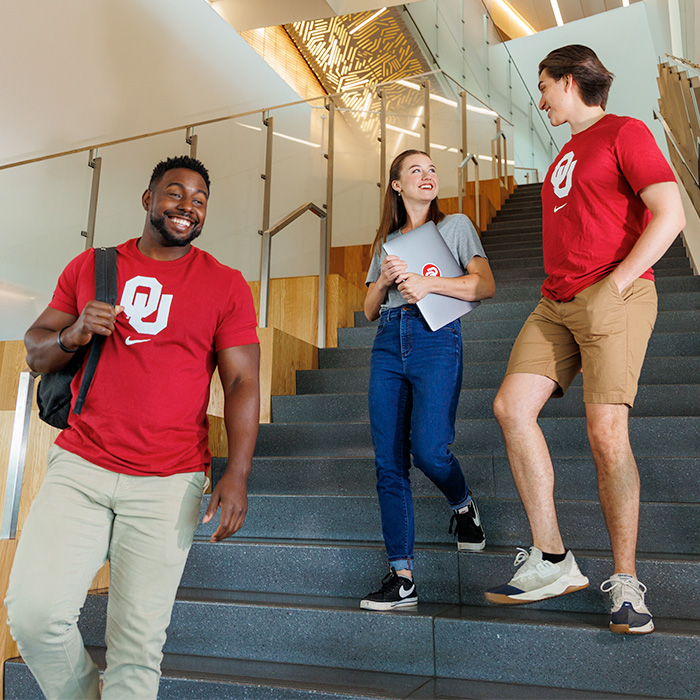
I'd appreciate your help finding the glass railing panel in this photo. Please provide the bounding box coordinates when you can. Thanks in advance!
[0,153,92,340]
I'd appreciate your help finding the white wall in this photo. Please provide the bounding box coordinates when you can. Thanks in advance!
[499,2,700,266]
[499,3,667,152]
[0,0,329,340]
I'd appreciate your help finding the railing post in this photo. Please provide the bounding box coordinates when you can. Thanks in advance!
[259,231,272,329]
[460,91,468,164]
[325,98,335,271]
[1,372,37,540]
[378,89,387,208]
[318,216,328,349]
[474,158,481,231]
[422,78,431,154]
[259,113,274,328]
[186,127,198,159]
[495,118,503,183]
[81,149,102,249]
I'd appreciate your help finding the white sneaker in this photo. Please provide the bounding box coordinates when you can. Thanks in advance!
[485,546,589,604]
[600,574,654,635]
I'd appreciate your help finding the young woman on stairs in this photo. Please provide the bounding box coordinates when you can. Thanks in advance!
[360,149,496,611]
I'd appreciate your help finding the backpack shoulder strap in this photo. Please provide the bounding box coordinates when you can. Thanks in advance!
[73,247,118,415]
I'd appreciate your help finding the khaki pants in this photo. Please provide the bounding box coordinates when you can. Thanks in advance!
[506,275,657,406]
[5,445,206,700]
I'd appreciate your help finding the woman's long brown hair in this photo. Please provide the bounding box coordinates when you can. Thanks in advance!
[370,149,445,258]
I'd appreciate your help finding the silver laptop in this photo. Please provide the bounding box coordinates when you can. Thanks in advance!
[383,221,479,331]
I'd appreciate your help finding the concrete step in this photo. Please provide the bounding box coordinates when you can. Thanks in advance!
[4,651,653,700]
[494,211,542,222]
[484,221,543,235]
[352,291,700,329]
[182,540,700,620]
[337,311,700,346]
[180,539,700,621]
[326,331,700,362]
[253,416,700,458]
[487,252,688,270]
[225,452,699,503]
[271,384,700,424]
[297,357,700,394]
[195,492,700,554]
[74,592,699,699]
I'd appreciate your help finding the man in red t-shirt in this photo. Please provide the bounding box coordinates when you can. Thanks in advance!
[6,156,260,697]
[485,46,685,635]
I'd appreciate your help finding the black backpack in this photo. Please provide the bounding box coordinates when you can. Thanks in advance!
[37,247,118,428]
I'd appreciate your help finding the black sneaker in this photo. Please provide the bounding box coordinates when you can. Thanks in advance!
[360,568,418,611]
[449,497,486,551]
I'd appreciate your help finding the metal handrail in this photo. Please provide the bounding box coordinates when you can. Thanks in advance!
[654,109,700,189]
[1,371,38,540]
[514,165,539,184]
[1,68,515,173]
[458,154,480,230]
[491,129,508,188]
[258,202,328,348]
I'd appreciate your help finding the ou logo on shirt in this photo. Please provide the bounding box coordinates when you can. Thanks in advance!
[423,263,441,277]
[551,151,577,199]
[120,276,173,335]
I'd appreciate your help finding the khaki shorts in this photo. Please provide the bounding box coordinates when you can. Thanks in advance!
[505,274,657,406]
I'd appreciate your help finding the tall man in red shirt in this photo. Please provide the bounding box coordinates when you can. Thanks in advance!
[486,46,685,634]
[5,156,260,697]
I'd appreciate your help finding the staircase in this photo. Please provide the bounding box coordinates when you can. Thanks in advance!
[5,183,700,699]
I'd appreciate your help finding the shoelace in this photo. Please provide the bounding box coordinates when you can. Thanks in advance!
[511,547,559,582]
[600,576,647,607]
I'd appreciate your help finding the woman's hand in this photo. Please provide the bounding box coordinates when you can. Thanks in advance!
[379,255,407,286]
[397,273,433,303]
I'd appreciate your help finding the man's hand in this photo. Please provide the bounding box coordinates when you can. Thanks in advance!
[60,301,124,350]
[397,272,433,303]
[202,468,248,542]
[204,343,260,543]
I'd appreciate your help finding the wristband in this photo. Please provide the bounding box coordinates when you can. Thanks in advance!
[57,327,79,353]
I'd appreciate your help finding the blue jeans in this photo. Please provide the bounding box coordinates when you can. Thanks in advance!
[368,305,470,571]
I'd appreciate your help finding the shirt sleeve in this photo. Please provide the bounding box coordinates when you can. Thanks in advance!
[445,214,487,270]
[214,271,260,351]
[365,246,383,286]
[48,249,94,316]
[615,119,676,195]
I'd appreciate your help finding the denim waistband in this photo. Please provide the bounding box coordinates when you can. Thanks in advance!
[380,305,421,321]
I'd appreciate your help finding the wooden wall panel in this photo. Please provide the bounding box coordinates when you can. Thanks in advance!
[207,326,317,458]
[0,342,30,412]
[248,274,364,348]
[330,244,372,275]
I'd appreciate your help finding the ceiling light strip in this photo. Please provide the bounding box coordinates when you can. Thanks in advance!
[549,0,564,26]
[493,0,536,35]
[349,7,388,35]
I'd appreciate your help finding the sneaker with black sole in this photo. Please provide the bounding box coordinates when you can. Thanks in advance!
[449,496,486,551]
[600,574,654,635]
[484,546,589,604]
[360,568,418,611]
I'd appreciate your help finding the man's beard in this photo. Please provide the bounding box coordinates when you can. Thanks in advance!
[150,213,202,247]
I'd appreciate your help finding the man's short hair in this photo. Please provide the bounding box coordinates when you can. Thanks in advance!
[539,45,614,109]
[149,156,211,192]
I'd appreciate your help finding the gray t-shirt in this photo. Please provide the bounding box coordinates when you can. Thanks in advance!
[365,213,487,313]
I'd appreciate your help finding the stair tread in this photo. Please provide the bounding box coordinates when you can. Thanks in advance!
[4,651,664,700]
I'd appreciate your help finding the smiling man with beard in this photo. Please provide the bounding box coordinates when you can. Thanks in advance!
[5,156,260,699]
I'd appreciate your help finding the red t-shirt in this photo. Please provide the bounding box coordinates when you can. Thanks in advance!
[541,114,675,302]
[49,238,259,477]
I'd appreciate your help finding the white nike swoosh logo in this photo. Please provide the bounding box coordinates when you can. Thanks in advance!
[125,336,152,346]
[554,203,568,212]
[399,584,415,598]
